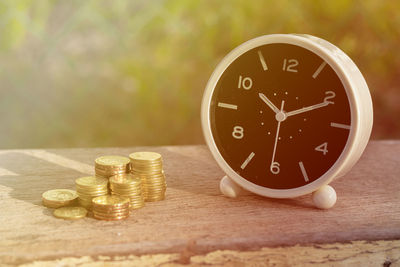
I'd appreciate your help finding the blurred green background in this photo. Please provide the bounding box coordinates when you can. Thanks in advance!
[0,0,399,149]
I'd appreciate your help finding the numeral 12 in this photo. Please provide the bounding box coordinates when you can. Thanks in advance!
[283,59,299,73]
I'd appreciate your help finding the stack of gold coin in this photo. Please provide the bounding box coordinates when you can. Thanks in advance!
[75,176,109,210]
[92,195,130,220]
[95,155,130,178]
[110,173,145,210]
[42,189,78,208]
[129,152,167,202]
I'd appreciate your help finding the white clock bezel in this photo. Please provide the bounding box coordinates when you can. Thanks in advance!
[201,34,373,198]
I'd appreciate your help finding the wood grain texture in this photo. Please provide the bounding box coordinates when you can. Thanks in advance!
[0,141,399,265]
[16,240,400,267]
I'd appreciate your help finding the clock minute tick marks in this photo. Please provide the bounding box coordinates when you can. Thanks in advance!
[218,102,238,110]
[241,152,255,170]
[298,161,309,182]
[330,122,351,130]
[257,50,268,71]
[312,61,327,79]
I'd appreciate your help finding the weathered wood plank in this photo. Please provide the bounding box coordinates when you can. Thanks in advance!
[0,141,399,265]
[17,240,400,267]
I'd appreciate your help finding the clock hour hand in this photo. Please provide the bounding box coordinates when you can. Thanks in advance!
[286,101,329,117]
[259,93,280,114]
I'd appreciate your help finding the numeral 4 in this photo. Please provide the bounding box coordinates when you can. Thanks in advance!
[238,75,252,90]
[315,142,328,155]
[282,59,298,72]
[232,126,244,139]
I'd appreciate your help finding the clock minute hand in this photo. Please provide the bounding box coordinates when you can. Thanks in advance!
[259,93,280,114]
[286,101,329,117]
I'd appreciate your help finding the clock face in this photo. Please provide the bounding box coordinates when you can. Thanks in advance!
[209,43,352,189]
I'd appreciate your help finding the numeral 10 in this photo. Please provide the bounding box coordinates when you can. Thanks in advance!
[238,75,252,90]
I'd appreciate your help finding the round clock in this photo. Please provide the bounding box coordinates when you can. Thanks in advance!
[201,34,373,209]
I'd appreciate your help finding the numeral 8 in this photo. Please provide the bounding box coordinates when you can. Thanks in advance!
[232,126,244,139]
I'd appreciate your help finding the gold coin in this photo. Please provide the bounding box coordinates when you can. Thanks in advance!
[95,155,130,167]
[76,176,108,187]
[92,195,130,206]
[42,189,78,208]
[145,198,165,202]
[92,203,130,211]
[76,187,108,193]
[95,164,128,170]
[110,174,141,185]
[95,167,128,174]
[53,207,87,220]
[42,189,78,202]
[129,152,162,162]
[93,215,129,221]
[93,209,130,216]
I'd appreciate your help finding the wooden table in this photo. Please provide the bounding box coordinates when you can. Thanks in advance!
[0,141,399,266]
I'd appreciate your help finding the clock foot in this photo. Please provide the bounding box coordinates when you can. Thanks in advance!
[312,185,337,209]
[220,175,242,198]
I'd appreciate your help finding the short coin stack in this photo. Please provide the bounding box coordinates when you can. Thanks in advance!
[110,173,145,210]
[75,176,109,210]
[129,152,167,202]
[92,195,130,220]
[42,189,78,208]
[95,155,130,179]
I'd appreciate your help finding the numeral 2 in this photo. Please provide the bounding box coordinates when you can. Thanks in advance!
[283,59,298,72]
[324,91,336,104]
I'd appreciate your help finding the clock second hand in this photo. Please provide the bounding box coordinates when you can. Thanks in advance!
[270,100,285,174]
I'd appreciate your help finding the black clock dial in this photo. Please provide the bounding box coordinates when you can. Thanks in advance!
[210,43,351,189]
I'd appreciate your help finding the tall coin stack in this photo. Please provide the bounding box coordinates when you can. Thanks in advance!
[75,176,109,210]
[92,195,130,220]
[129,152,167,202]
[95,155,130,179]
[110,174,145,210]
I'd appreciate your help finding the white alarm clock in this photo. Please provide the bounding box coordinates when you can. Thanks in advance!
[201,34,373,209]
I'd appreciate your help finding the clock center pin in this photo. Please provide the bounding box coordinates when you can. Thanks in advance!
[275,111,287,122]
